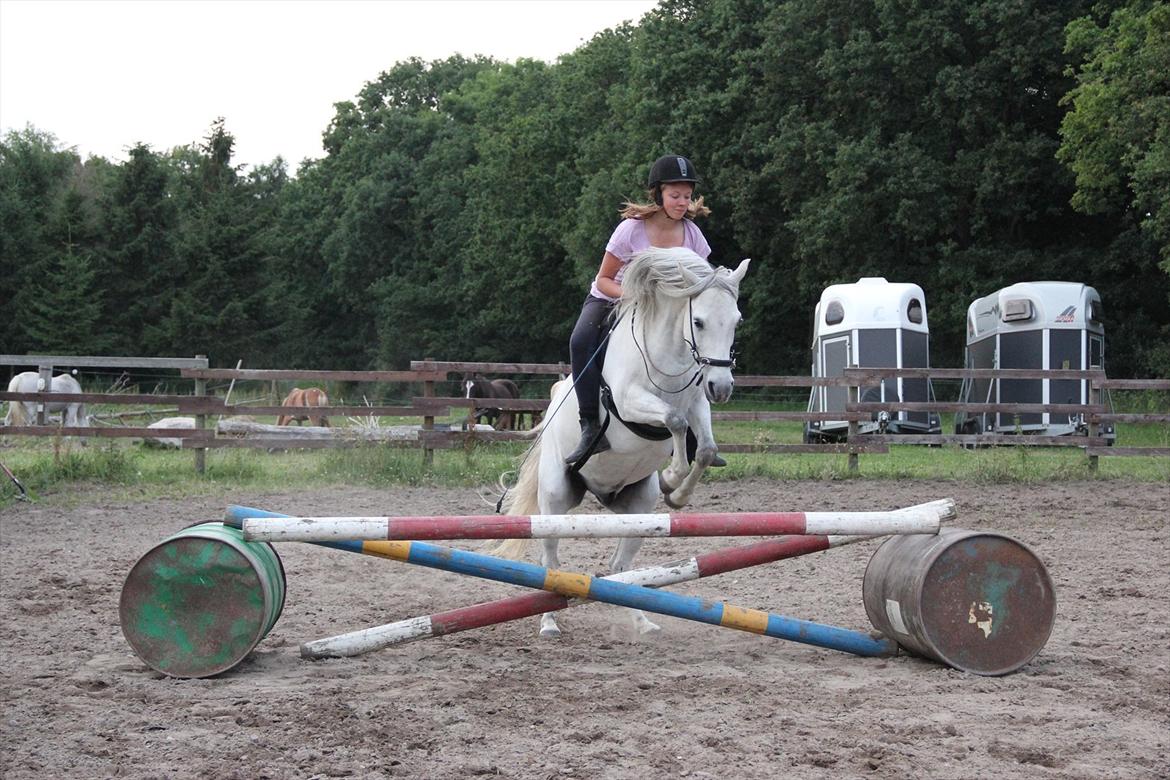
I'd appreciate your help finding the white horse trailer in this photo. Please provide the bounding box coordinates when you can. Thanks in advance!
[955,281,1114,439]
[805,278,941,442]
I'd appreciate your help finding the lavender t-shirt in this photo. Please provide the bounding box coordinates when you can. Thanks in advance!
[589,218,713,301]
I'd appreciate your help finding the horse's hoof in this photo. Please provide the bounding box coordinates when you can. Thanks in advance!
[637,620,662,636]
[539,626,562,638]
[663,491,687,510]
[658,472,679,495]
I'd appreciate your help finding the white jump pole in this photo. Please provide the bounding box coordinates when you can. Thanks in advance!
[233,502,952,543]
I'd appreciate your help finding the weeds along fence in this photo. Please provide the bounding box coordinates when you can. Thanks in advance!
[1,354,213,472]
[2,355,1167,475]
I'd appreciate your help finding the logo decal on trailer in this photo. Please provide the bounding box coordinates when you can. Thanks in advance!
[1055,306,1077,323]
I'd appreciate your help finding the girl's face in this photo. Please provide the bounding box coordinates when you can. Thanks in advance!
[660,182,694,220]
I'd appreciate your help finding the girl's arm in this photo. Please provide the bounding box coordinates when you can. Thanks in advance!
[595,252,624,298]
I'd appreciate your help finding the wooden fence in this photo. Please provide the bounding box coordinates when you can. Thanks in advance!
[2,355,1167,474]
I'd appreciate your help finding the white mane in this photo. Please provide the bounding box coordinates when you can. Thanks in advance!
[615,246,741,324]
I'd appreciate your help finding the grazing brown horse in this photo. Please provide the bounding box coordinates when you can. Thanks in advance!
[277,387,330,427]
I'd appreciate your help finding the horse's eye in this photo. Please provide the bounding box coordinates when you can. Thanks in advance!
[693,318,704,331]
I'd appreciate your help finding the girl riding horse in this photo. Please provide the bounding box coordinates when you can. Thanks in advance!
[565,154,724,467]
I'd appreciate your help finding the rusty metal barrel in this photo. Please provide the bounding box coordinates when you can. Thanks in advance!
[119,522,286,678]
[863,528,1055,675]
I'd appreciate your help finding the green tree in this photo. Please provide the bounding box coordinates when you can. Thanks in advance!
[20,236,106,354]
[1058,1,1170,374]
[165,119,277,363]
[670,0,1107,373]
[278,56,494,369]
[98,143,180,355]
[1059,1,1170,265]
[0,127,78,353]
[448,59,584,362]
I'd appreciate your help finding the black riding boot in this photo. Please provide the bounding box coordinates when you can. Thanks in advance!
[564,416,610,464]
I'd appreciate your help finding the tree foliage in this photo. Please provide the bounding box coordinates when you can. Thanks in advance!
[1058,1,1170,372]
[1059,2,1170,259]
[1,1,1166,377]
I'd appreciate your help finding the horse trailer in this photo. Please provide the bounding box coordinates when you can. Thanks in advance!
[955,281,1114,440]
[804,277,941,442]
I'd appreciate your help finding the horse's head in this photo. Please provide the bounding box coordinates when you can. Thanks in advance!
[688,259,750,403]
[619,248,750,404]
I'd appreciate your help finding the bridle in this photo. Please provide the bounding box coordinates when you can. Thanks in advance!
[631,296,737,395]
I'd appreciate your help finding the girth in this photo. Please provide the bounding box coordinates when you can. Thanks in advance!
[600,378,672,441]
[565,379,674,477]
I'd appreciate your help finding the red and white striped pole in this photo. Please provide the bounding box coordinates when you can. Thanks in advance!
[234,502,950,543]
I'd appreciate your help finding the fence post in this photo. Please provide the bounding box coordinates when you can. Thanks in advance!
[847,381,860,475]
[1087,375,1101,473]
[422,357,435,467]
[194,355,207,475]
[36,365,52,425]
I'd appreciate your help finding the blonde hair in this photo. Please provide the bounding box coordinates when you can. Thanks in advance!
[620,189,712,220]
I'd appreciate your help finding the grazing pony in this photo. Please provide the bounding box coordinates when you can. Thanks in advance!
[464,375,521,430]
[498,247,749,637]
[276,387,330,427]
[3,372,88,428]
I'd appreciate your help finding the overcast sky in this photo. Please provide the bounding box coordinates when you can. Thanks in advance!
[0,0,658,169]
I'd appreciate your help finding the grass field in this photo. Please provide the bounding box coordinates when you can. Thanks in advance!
[1,413,1165,507]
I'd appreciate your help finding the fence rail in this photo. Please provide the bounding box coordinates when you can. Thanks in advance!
[2,356,1167,474]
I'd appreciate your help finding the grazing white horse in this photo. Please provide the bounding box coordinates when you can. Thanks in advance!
[3,372,88,427]
[498,246,749,637]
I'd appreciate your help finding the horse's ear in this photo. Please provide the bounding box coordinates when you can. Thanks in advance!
[678,260,702,288]
[729,258,751,285]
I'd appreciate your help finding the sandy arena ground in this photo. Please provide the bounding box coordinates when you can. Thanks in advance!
[1,478,1167,779]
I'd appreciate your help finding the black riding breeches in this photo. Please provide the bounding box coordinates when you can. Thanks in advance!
[569,294,615,419]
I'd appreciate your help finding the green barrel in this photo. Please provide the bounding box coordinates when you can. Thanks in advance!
[119,522,286,678]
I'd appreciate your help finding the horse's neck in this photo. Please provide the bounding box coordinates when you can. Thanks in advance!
[606,302,695,391]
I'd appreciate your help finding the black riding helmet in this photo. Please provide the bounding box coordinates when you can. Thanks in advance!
[648,155,701,187]
[648,155,701,205]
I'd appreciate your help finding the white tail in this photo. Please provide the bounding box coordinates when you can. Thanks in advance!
[491,427,545,560]
[4,402,29,426]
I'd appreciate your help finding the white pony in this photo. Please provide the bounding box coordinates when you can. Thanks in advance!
[500,246,749,637]
[3,372,88,427]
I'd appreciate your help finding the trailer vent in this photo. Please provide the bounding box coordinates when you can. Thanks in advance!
[1001,298,1033,322]
[825,300,845,325]
[1090,300,1104,325]
[908,299,923,324]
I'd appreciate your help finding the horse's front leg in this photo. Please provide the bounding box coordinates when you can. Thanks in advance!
[661,402,717,508]
[607,475,663,636]
[657,411,692,498]
[613,388,690,496]
[537,538,563,637]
